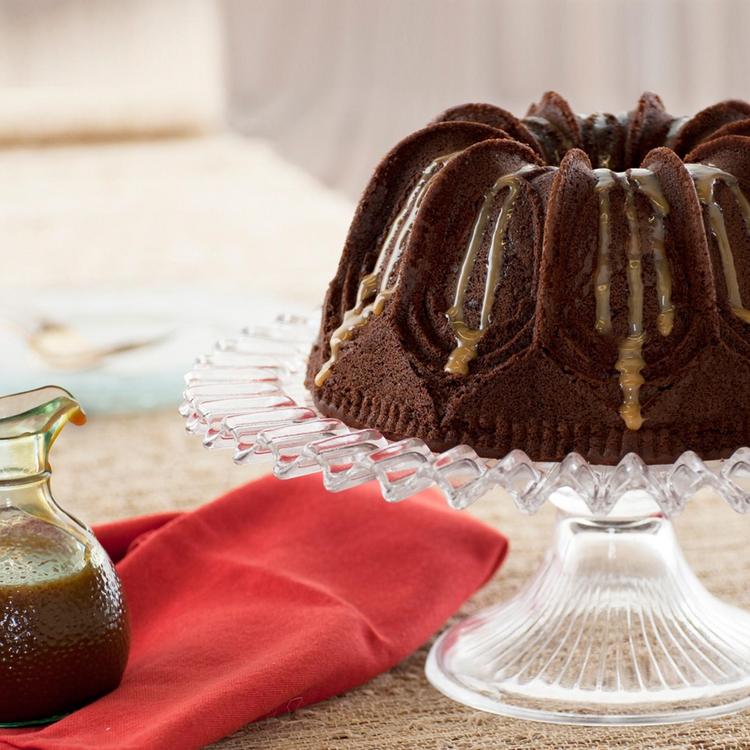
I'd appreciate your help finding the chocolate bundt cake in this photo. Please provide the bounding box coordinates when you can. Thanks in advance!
[306,92,750,465]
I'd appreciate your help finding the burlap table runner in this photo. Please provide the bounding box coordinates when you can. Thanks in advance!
[51,409,750,749]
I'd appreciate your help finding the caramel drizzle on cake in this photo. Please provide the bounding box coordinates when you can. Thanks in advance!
[442,164,675,431]
[687,164,750,324]
[630,170,674,336]
[314,153,456,386]
[592,170,674,351]
[592,168,673,430]
[444,165,537,376]
[593,170,616,335]
[317,146,750,433]
[616,172,650,431]
[444,162,750,432]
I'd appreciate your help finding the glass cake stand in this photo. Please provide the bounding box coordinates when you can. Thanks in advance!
[181,314,750,726]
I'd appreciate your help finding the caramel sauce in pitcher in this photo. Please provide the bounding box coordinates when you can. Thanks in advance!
[0,513,129,723]
[0,387,130,725]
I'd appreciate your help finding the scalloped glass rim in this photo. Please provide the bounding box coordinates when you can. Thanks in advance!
[181,314,750,517]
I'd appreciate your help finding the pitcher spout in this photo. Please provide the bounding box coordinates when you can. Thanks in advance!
[0,386,86,481]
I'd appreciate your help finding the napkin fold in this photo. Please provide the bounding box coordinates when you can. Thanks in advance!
[0,475,507,750]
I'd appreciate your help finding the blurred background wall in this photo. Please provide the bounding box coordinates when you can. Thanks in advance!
[2,0,749,198]
[223,0,750,196]
[0,0,224,142]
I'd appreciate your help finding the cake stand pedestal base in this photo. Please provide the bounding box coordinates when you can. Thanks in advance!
[426,513,750,725]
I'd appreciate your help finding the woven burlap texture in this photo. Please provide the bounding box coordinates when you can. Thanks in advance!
[51,409,750,750]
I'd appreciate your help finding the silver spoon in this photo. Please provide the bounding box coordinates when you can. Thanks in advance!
[0,313,172,371]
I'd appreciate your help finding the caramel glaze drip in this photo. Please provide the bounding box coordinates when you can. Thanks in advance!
[593,170,616,335]
[630,169,674,336]
[592,168,673,431]
[617,177,648,431]
[686,163,750,324]
[444,165,537,375]
[315,153,456,386]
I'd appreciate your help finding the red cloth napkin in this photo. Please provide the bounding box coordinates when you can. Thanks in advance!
[0,475,507,750]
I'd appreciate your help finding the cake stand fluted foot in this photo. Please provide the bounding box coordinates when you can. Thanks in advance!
[426,513,750,725]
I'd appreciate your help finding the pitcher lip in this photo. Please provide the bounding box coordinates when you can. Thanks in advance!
[0,386,86,442]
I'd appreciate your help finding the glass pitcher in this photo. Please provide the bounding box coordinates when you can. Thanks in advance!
[0,386,130,726]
